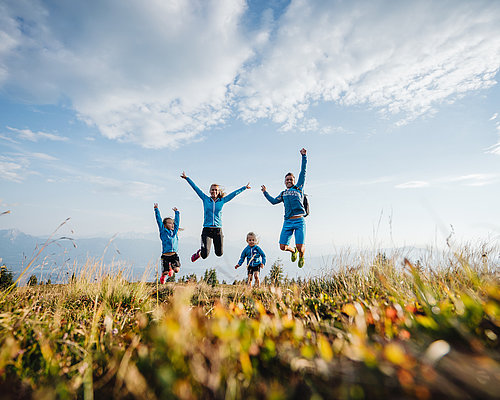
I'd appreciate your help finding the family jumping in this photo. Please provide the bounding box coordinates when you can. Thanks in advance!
[155,148,308,284]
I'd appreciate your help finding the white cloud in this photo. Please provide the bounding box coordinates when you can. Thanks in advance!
[360,176,394,185]
[0,156,29,182]
[446,173,498,186]
[6,126,68,142]
[485,142,500,155]
[86,176,161,198]
[396,173,499,188]
[0,0,499,147]
[395,181,429,189]
[0,150,57,182]
[318,125,349,135]
[0,0,254,149]
[29,152,58,161]
[236,0,500,128]
[490,113,498,121]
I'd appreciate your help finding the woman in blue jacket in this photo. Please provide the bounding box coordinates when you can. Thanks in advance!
[261,148,307,268]
[181,171,250,261]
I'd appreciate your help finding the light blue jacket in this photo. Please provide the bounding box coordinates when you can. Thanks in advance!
[264,154,307,219]
[185,177,247,228]
[155,208,180,253]
[238,245,266,267]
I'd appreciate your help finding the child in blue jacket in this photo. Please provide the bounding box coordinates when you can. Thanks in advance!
[154,203,180,283]
[181,171,250,261]
[261,148,307,268]
[235,232,266,287]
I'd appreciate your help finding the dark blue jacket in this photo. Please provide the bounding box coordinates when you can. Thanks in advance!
[264,154,307,219]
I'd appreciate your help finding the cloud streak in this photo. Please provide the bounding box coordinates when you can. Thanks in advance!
[395,181,429,189]
[0,155,30,182]
[6,127,68,142]
[446,174,499,187]
[0,0,499,147]
[86,176,161,198]
[0,150,56,182]
[396,173,500,189]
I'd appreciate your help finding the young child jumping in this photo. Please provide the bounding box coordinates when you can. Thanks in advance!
[235,232,266,287]
[154,203,180,284]
[261,148,308,268]
[181,171,250,261]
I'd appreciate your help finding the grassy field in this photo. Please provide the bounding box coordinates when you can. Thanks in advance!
[0,248,499,399]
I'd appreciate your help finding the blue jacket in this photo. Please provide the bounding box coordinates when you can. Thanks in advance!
[264,154,307,219]
[238,245,266,267]
[186,177,247,228]
[155,208,180,253]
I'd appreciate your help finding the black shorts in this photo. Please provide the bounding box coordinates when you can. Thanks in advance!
[161,253,180,272]
[247,264,262,274]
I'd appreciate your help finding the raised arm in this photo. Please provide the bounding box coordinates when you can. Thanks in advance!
[173,208,180,235]
[182,173,208,201]
[154,204,164,231]
[296,149,307,189]
[222,183,249,204]
[261,185,283,205]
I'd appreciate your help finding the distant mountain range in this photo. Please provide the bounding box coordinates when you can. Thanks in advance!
[2,229,442,285]
[0,229,271,284]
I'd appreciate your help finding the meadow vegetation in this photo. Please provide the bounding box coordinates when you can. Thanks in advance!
[0,247,499,399]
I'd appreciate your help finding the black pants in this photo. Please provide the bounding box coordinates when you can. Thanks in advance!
[201,227,223,258]
[161,253,181,273]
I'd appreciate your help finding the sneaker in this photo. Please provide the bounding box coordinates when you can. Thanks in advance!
[298,257,305,268]
[160,274,166,284]
[191,249,201,262]
[291,247,299,262]
[168,269,173,277]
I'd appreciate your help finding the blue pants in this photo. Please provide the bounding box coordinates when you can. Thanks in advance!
[279,217,306,246]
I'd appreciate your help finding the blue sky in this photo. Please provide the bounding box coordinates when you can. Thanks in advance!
[1,0,500,270]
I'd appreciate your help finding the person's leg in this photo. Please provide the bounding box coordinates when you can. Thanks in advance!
[213,228,224,257]
[200,228,213,259]
[247,272,252,286]
[254,270,260,287]
[279,243,296,252]
[279,220,296,253]
[294,218,306,254]
[294,219,306,267]
[173,255,181,274]
[161,256,168,275]
[160,256,170,283]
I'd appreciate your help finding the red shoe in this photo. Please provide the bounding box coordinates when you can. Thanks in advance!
[168,269,173,277]
[191,249,201,262]
[160,274,166,284]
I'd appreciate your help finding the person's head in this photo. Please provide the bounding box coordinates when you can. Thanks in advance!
[210,184,225,199]
[246,232,258,247]
[285,172,295,188]
[163,217,174,230]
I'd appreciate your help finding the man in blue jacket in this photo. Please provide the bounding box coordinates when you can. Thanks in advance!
[261,148,307,268]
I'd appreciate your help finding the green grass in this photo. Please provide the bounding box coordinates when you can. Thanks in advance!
[0,248,499,399]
